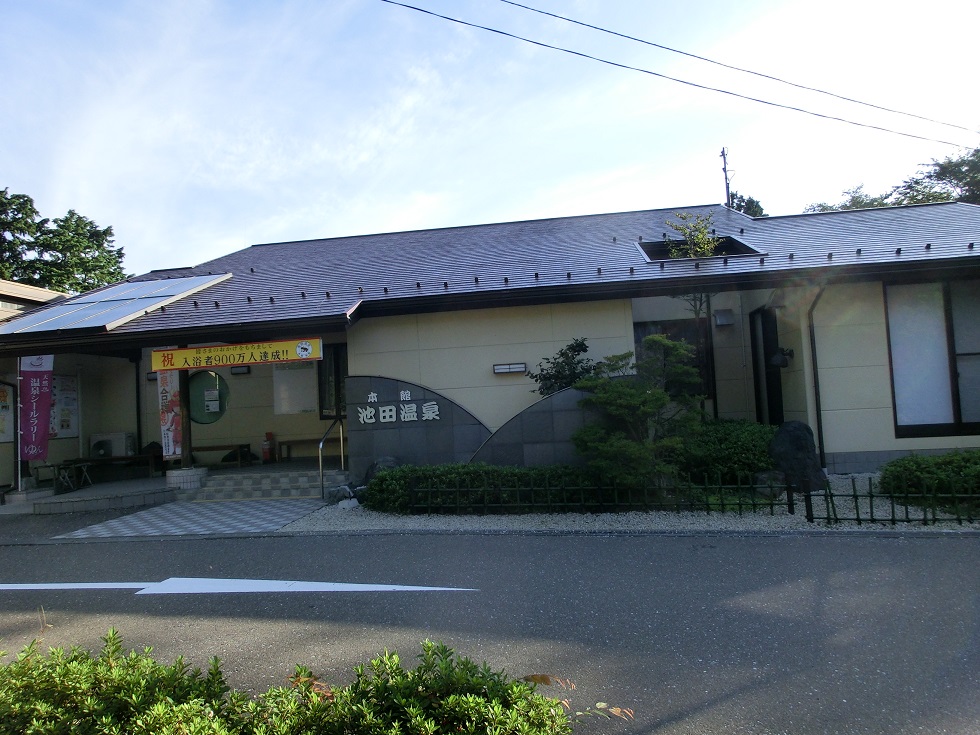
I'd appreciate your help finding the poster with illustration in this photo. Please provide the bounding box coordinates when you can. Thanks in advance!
[0,383,12,443]
[157,370,182,459]
[48,375,79,438]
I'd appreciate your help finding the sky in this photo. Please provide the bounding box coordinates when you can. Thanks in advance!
[4,0,979,276]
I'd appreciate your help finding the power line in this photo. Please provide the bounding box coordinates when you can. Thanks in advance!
[497,0,980,137]
[379,0,973,149]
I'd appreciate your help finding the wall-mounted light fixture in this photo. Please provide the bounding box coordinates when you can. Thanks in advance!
[230,365,251,375]
[713,309,735,327]
[493,363,527,374]
[770,348,794,368]
[146,371,158,382]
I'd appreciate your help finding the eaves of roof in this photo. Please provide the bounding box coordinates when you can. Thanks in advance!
[1,201,978,358]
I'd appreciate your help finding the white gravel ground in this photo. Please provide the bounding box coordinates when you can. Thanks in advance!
[280,474,979,535]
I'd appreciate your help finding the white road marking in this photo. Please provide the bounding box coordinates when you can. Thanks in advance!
[0,578,478,595]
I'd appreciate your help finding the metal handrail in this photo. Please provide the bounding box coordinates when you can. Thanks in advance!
[318,418,345,497]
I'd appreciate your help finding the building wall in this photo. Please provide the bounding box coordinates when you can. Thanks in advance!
[0,279,63,321]
[0,358,17,487]
[346,300,635,432]
[137,339,346,463]
[0,354,137,488]
[632,291,761,421]
[813,282,980,472]
[774,288,812,425]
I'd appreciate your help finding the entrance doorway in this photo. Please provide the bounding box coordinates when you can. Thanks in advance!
[750,307,784,426]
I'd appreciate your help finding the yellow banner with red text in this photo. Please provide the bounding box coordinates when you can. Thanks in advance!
[151,338,322,371]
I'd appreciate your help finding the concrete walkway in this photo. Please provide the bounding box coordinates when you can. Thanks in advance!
[52,497,325,539]
[0,463,332,540]
[0,459,333,516]
[0,476,172,516]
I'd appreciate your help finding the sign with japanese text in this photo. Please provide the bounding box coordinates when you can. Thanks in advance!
[157,370,182,459]
[49,375,79,439]
[0,383,13,443]
[355,389,441,426]
[19,355,53,460]
[151,338,322,371]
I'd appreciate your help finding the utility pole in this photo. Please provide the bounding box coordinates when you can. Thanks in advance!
[720,147,731,207]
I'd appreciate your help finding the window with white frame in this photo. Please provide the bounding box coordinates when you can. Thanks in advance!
[885,279,980,437]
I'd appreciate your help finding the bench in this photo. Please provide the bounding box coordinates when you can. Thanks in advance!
[32,463,61,488]
[277,436,341,462]
[191,443,252,467]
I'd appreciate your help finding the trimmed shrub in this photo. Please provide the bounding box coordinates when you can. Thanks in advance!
[879,450,980,515]
[573,336,703,487]
[670,418,778,484]
[363,463,595,514]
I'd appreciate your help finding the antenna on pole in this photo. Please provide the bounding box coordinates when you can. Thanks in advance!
[720,147,731,207]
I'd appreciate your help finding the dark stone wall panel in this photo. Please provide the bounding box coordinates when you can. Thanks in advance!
[470,388,595,468]
[346,376,490,483]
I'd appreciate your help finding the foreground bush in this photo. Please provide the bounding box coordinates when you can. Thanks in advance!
[0,629,234,735]
[0,631,571,735]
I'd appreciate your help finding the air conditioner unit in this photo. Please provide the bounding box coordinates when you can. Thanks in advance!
[89,432,136,458]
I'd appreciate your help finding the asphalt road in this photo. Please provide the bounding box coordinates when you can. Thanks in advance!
[0,525,977,735]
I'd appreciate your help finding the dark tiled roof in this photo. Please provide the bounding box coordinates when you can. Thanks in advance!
[3,201,979,352]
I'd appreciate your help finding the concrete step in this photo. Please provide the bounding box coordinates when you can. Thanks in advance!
[33,487,175,515]
[4,487,57,504]
[177,469,349,501]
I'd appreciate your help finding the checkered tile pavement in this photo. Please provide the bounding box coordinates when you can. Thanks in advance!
[55,499,325,539]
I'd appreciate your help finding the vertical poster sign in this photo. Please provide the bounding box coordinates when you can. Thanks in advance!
[48,375,80,438]
[0,383,13,443]
[157,370,182,459]
[19,355,54,460]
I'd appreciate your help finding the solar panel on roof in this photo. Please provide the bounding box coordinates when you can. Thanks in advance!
[0,274,230,335]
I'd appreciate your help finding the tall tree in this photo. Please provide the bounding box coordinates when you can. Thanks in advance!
[0,188,126,293]
[728,191,766,217]
[666,212,718,401]
[804,184,891,213]
[805,146,980,212]
[892,147,980,205]
[0,189,41,281]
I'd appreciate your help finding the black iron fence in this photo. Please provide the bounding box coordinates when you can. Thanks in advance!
[802,476,978,526]
[408,476,979,526]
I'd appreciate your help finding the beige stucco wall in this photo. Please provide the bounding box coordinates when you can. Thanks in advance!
[812,282,980,455]
[632,292,763,421]
[137,337,348,462]
[347,301,635,431]
[773,289,811,425]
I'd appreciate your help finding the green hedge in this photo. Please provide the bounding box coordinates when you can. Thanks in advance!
[364,419,779,514]
[0,631,571,735]
[879,450,980,516]
[363,463,595,514]
[669,419,778,484]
